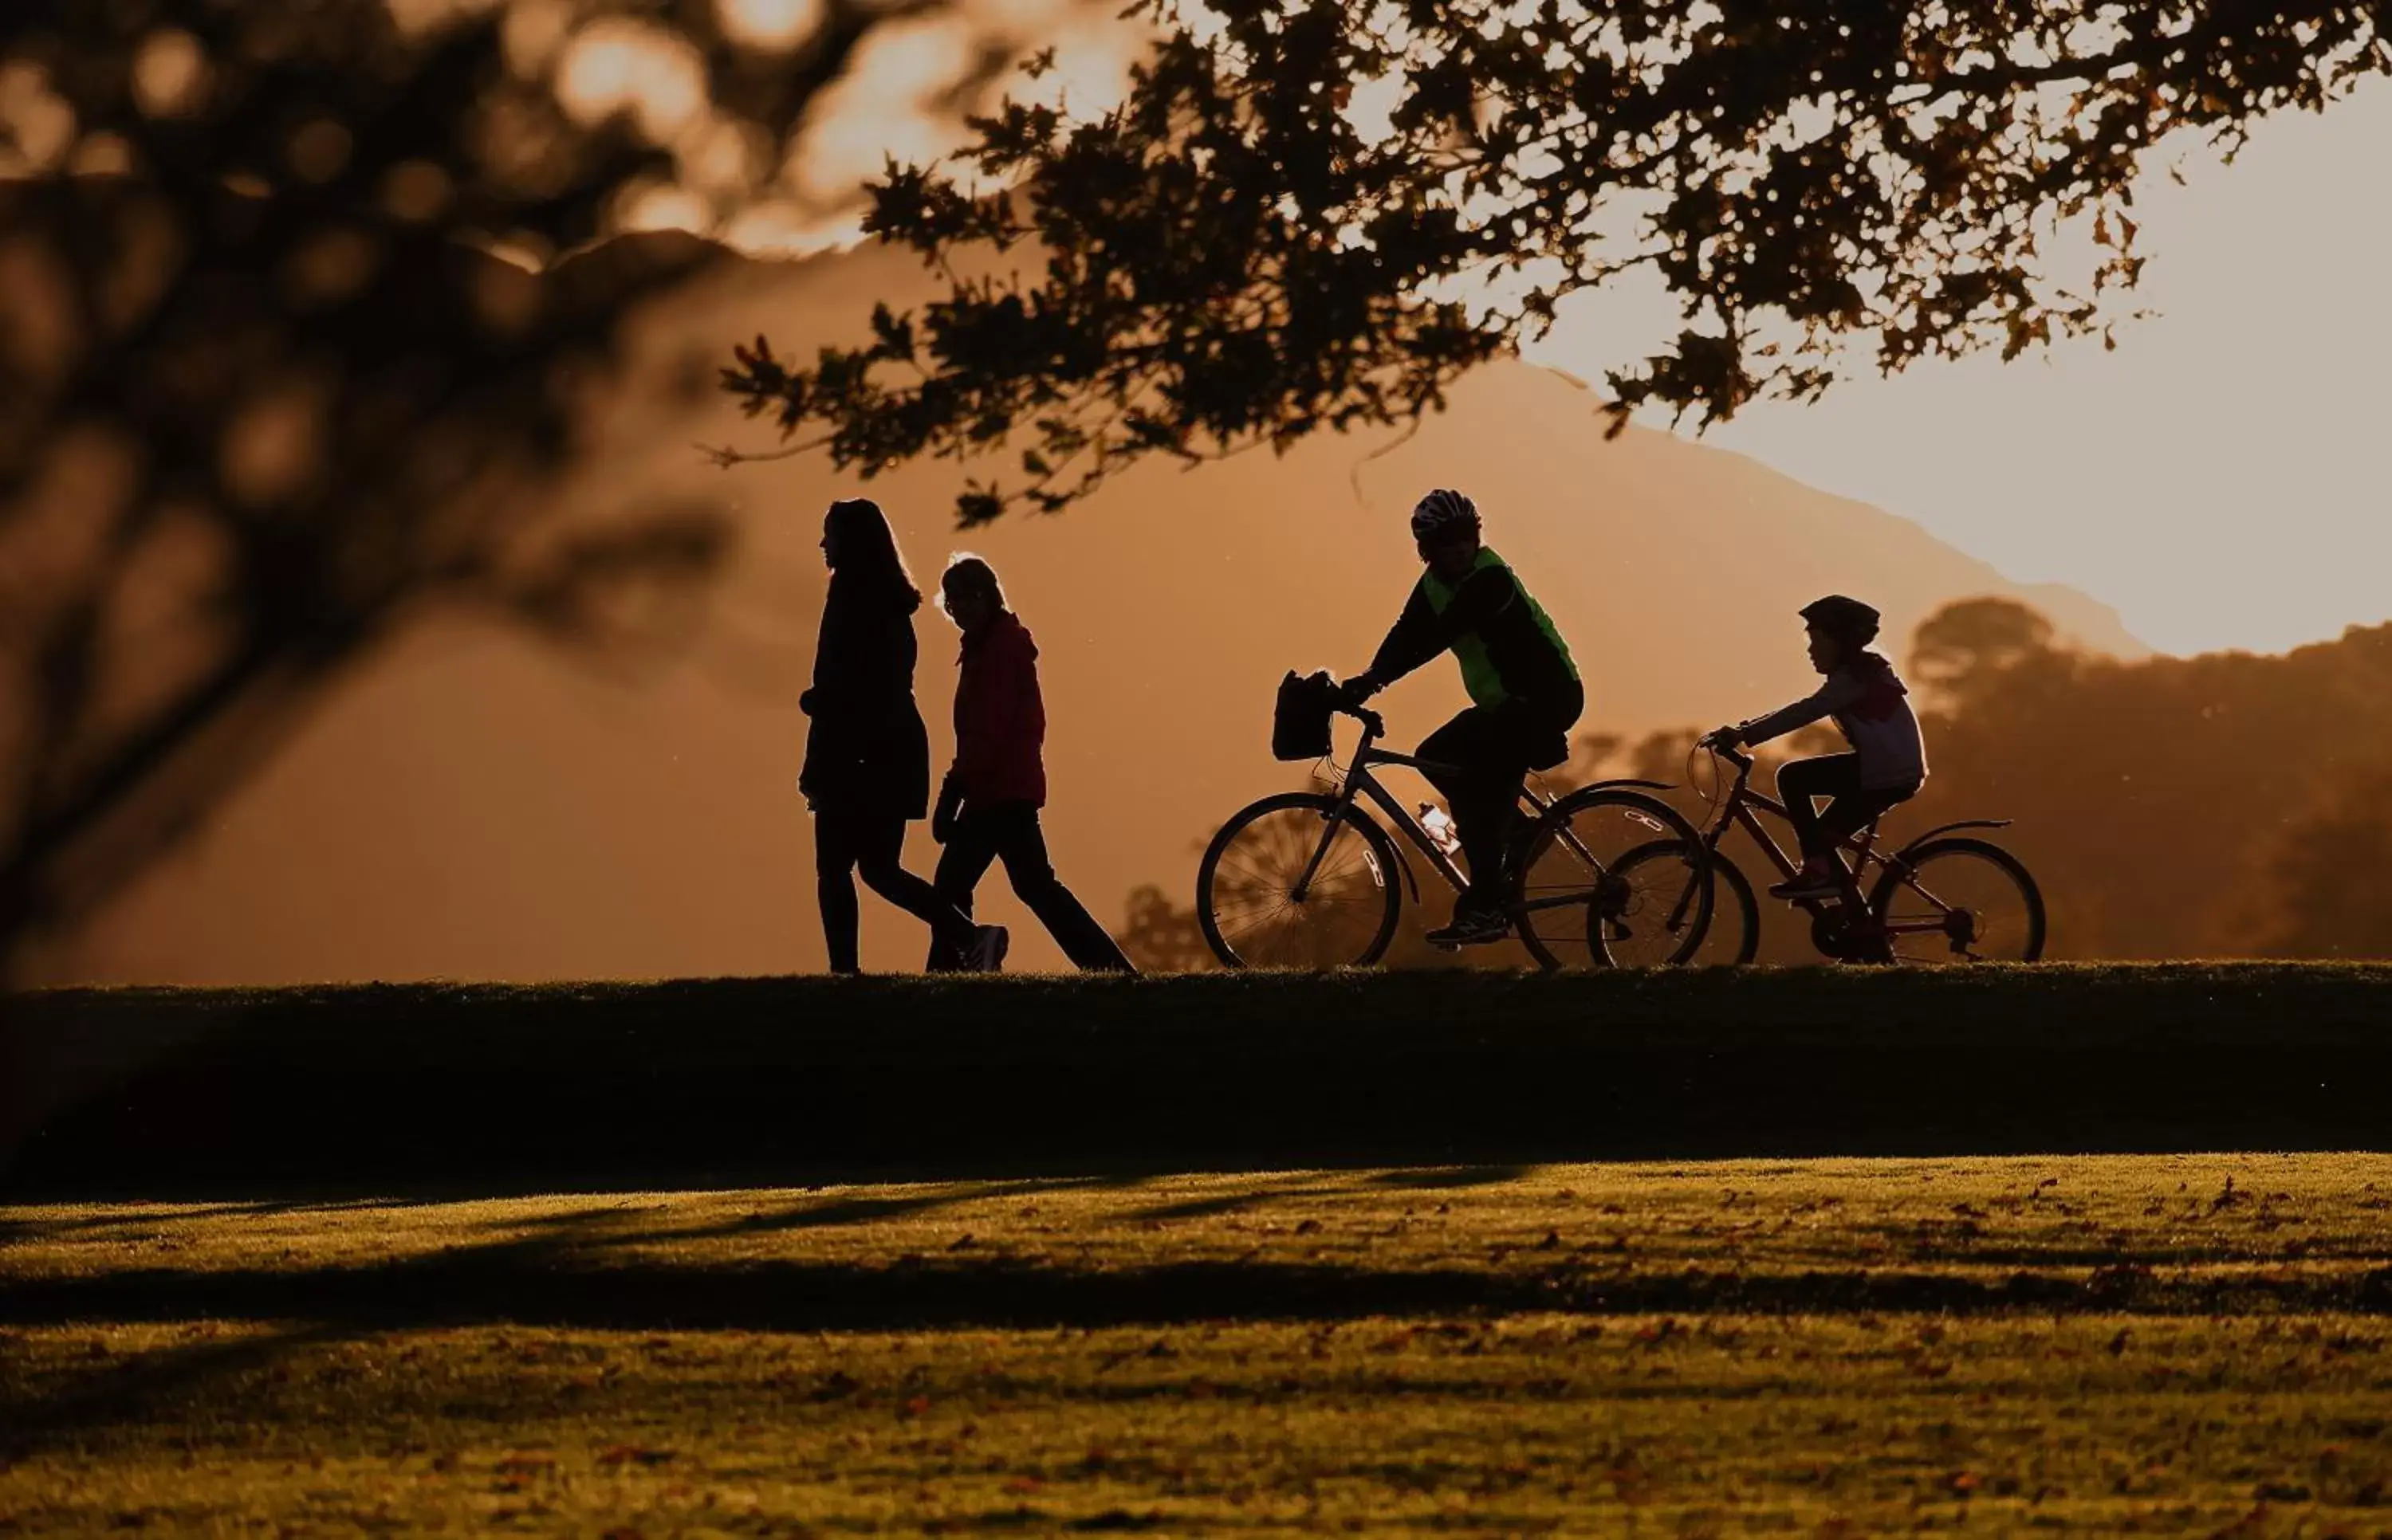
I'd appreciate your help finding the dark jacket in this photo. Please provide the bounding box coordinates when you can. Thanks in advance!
[1368,546,1580,709]
[950,611,1047,808]
[799,575,932,819]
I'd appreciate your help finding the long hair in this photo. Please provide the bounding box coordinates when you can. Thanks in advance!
[938,553,1008,618]
[825,497,921,612]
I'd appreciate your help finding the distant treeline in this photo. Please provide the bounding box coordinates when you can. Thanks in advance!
[1114,599,2392,968]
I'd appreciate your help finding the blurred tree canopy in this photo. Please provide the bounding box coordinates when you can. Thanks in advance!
[0,0,1025,974]
[723,0,2390,524]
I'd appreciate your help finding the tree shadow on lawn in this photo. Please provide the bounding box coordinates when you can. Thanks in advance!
[0,1321,348,1465]
[9,1244,2391,1336]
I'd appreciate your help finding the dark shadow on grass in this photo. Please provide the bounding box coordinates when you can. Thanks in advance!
[7,1252,2391,1334]
[1131,1184,1346,1222]
[1367,1167,1540,1190]
[0,1322,347,1463]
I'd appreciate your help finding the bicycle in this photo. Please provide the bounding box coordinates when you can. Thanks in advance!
[1674,743,2046,964]
[1196,698,1712,968]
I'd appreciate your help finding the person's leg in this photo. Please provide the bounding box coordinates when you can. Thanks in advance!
[849,812,982,963]
[1416,709,1518,916]
[1772,754,1867,898]
[1774,754,1862,862]
[926,808,1003,969]
[1814,784,1910,851]
[986,803,1139,972]
[813,813,864,974]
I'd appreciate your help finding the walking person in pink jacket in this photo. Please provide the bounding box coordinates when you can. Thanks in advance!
[927,556,1136,972]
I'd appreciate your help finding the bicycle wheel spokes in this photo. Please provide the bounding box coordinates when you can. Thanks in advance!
[1876,841,2044,964]
[1201,799,1396,968]
[1515,792,1709,968]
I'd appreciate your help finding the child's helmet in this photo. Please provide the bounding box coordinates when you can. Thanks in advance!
[1800,594,1881,646]
[1410,488,1480,541]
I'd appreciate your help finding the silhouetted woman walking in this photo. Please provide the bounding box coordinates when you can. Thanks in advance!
[801,500,1004,975]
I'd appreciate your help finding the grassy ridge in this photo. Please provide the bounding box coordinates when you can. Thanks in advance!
[7,1157,2392,1534]
[7,964,2392,1198]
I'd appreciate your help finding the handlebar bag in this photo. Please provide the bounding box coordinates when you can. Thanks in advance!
[1273,670,1337,761]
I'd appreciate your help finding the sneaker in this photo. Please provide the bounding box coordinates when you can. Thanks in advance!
[1768,870,1843,902]
[1426,908,1512,949]
[968,924,1010,972]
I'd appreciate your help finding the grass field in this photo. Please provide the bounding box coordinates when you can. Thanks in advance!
[8,1155,2392,1535]
[11,965,2392,1197]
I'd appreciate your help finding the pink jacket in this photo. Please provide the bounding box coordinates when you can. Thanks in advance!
[950,611,1048,807]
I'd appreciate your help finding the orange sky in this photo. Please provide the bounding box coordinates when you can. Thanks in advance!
[671,16,2388,658]
[446,0,2391,655]
[1552,80,2392,658]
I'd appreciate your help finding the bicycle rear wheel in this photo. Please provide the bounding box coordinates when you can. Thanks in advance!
[1198,793,1403,968]
[1867,837,2046,963]
[1513,788,1710,969]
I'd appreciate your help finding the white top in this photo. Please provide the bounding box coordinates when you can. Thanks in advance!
[1739,655,1927,790]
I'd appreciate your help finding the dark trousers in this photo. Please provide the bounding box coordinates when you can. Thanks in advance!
[1776,753,1918,862]
[815,808,978,974]
[1416,683,1584,912]
[930,802,1136,972]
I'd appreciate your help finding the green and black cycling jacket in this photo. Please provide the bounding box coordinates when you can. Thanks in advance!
[1367,547,1580,709]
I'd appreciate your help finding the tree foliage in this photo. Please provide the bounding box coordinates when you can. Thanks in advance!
[723,0,2390,524]
[0,0,1008,972]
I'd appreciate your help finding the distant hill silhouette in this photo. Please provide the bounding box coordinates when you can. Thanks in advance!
[42,236,2145,982]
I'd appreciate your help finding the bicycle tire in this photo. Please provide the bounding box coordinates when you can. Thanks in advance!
[1687,850,1761,966]
[1867,837,2047,964]
[1512,788,1711,969]
[1198,792,1403,968]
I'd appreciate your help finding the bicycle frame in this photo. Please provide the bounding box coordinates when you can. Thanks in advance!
[1288,712,1570,903]
[1694,748,1973,945]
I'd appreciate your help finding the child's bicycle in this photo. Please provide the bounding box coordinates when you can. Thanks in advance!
[1195,698,1713,968]
[1678,743,2046,964]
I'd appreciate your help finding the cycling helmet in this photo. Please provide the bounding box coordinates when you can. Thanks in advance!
[1800,594,1882,645]
[1410,488,1480,542]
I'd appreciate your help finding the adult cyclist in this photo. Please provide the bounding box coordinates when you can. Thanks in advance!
[1340,489,1584,947]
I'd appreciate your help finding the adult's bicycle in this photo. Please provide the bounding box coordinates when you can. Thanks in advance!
[1196,699,1712,968]
[1678,744,2046,964]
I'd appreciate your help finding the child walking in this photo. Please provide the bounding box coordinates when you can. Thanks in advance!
[927,556,1136,972]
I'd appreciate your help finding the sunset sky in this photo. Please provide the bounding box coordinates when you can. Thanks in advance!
[1550,78,2392,659]
[499,0,2392,658]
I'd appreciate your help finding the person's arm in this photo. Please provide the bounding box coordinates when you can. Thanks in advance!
[1357,568,1518,693]
[803,587,860,719]
[1733,671,1867,748]
[1013,632,1046,756]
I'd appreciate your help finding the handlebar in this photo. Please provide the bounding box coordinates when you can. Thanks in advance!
[1334,700,1386,739]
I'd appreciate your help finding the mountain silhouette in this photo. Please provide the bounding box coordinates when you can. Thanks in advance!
[42,235,2142,982]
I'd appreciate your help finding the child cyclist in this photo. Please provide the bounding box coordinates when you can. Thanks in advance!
[1340,489,1584,946]
[1702,595,1926,902]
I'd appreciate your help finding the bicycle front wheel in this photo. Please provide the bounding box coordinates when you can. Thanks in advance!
[1198,793,1403,968]
[1868,838,2047,963]
[1513,788,1710,969]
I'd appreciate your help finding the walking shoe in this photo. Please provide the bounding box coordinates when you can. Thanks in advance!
[1768,869,1843,902]
[969,925,1010,972]
[1426,908,1512,949]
